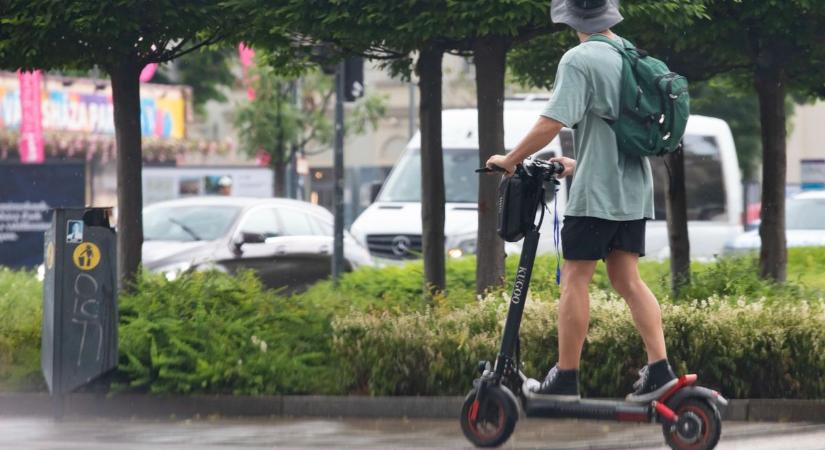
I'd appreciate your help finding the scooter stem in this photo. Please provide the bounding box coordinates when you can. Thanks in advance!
[494,228,541,377]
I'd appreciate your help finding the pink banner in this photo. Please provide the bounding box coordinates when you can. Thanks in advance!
[139,63,158,83]
[239,43,256,100]
[17,70,44,164]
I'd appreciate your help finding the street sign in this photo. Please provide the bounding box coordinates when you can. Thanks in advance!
[801,159,825,190]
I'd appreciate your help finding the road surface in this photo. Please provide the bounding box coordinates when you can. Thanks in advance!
[1,416,824,449]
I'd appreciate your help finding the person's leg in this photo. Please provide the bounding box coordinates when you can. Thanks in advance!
[557,259,598,370]
[605,249,667,363]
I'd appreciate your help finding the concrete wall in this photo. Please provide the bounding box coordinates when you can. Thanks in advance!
[787,100,825,185]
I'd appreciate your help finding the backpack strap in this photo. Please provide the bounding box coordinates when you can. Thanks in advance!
[586,34,630,53]
[585,35,629,127]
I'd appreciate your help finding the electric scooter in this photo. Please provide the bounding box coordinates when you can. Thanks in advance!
[461,159,727,449]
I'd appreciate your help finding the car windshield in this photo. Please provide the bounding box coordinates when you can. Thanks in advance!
[786,198,825,230]
[378,148,479,203]
[144,205,240,241]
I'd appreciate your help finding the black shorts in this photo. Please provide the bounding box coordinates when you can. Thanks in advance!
[561,216,646,260]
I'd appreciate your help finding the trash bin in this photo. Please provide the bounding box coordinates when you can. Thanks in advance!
[41,208,118,410]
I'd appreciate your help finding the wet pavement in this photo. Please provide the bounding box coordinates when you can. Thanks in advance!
[1,416,824,449]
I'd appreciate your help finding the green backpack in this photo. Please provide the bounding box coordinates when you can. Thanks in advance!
[588,35,690,157]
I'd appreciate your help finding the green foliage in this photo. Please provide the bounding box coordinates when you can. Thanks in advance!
[2,247,824,395]
[117,270,340,395]
[508,0,711,89]
[334,293,825,399]
[0,268,44,391]
[0,1,243,72]
[235,0,555,77]
[233,66,387,165]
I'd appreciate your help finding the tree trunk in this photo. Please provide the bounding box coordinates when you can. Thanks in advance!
[273,160,287,197]
[416,46,446,295]
[473,38,508,295]
[665,148,691,298]
[754,66,787,282]
[109,60,145,292]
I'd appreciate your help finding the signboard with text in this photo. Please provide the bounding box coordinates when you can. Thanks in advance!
[0,162,85,268]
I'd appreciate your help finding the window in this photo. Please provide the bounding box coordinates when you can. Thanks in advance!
[277,209,317,236]
[378,148,479,203]
[238,208,280,240]
[651,135,728,222]
[787,198,825,230]
[144,205,239,242]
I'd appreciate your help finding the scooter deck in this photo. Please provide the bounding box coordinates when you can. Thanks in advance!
[525,397,650,422]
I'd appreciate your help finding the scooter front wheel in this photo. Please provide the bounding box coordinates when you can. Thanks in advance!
[460,386,518,448]
[662,398,722,450]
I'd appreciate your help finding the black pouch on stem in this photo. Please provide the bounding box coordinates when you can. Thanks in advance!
[496,167,544,242]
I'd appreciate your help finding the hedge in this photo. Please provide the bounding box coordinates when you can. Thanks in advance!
[333,293,825,399]
[0,267,43,391]
[1,247,824,396]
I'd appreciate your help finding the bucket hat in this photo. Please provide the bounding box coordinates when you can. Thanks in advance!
[550,0,624,34]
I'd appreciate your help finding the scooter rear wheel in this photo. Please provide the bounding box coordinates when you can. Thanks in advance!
[460,386,518,448]
[662,398,722,450]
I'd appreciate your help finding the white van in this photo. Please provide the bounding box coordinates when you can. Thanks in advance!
[350,98,742,264]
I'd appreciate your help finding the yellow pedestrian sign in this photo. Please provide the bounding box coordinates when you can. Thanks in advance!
[72,242,101,271]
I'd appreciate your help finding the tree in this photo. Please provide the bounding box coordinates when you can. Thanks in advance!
[233,66,386,197]
[233,0,460,294]
[442,2,558,295]
[0,1,244,289]
[630,1,825,282]
[235,0,565,294]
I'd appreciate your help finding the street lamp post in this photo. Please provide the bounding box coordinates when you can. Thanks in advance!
[332,62,346,284]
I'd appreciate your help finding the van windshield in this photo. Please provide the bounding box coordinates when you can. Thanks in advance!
[378,148,479,203]
[651,134,728,221]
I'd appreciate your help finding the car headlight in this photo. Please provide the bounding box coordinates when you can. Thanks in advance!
[153,262,192,281]
[447,233,478,259]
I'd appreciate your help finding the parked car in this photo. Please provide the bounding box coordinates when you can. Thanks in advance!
[142,197,372,292]
[724,190,825,254]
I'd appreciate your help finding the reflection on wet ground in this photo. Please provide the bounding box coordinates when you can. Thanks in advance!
[1,416,824,449]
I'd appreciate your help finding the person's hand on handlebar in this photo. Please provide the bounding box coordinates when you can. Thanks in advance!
[549,156,576,178]
[485,154,518,175]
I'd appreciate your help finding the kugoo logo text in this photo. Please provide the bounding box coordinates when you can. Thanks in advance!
[511,266,528,304]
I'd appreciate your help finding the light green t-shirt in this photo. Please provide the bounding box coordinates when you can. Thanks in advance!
[541,35,655,221]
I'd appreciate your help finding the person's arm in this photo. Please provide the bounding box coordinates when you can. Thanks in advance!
[485,116,576,177]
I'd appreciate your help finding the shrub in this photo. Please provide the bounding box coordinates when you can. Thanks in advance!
[117,270,342,395]
[0,268,44,391]
[2,247,824,396]
[333,293,825,399]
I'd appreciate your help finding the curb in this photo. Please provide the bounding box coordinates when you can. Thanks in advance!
[0,393,463,419]
[2,393,824,422]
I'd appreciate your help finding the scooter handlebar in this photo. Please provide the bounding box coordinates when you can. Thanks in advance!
[475,165,507,173]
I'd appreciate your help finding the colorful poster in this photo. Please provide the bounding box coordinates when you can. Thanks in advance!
[17,70,44,164]
[0,72,188,139]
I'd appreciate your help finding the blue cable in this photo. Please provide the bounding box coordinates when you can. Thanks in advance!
[553,186,561,285]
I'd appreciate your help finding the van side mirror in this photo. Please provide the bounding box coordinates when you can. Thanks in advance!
[369,181,383,203]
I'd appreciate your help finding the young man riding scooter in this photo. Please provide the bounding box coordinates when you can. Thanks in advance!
[485,0,676,403]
